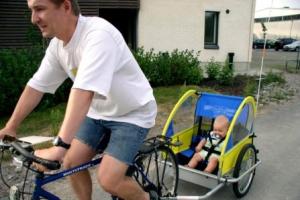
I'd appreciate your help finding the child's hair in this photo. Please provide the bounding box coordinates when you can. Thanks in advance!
[214,115,229,130]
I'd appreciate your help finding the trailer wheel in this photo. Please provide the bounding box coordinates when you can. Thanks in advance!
[232,144,257,198]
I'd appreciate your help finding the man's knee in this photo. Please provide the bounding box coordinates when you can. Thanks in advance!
[98,175,114,194]
[63,152,90,169]
[97,171,122,194]
[62,156,77,169]
[62,139,96,169]
[97,155,128,195]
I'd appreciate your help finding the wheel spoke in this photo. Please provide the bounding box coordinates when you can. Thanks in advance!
[133,146,179,197]
[233,144,257,198]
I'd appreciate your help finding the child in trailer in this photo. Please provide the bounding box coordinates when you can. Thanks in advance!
[186,115,229,173]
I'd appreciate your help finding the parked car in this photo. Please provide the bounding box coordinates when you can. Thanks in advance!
[252,39,275,49]
[274,38,296,51]
[283,41,300,51]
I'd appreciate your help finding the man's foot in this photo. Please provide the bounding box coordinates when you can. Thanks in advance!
[149,190,160,200]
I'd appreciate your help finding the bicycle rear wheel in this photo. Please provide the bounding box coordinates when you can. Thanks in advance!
[134,146,179,197]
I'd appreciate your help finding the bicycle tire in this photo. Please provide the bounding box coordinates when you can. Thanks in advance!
[232,143,257,198]
[133,146,179,198]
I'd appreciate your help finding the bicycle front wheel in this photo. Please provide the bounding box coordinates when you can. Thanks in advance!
[134,146,179,197]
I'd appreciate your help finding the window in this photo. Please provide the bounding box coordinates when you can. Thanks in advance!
[99,9,138,50]
[204,11,219,49]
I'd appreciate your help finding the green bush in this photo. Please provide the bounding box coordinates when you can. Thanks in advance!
[205,58,221,80]
[217,59,234,85]
[262,71,285,85]
[0,46,41,116]
[243,78,257,97]
[1,46,203,117]
[133,48,156,82]
[205,58,234,85]
[133,48,203,87]
[170,49,203,85]
[0,46,71,117]
[152,51,172,86]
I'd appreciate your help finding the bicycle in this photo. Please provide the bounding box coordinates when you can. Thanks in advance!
[0,135,179,200]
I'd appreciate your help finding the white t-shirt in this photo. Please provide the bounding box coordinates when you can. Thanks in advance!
[27,15,157,128]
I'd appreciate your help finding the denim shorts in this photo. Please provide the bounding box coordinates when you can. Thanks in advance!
[75,117,149,165]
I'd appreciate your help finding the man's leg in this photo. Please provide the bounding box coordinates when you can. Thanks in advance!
[62,116,108,200]
[63,139,97,200]
[97,121,152,200]
[97,154,150,200]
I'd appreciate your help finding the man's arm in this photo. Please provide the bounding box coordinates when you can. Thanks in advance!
[0,86,44,138]
[57,88,94,144]
[34,88,94,165]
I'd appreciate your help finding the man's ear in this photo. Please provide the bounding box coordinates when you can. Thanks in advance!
[63,0,72,13]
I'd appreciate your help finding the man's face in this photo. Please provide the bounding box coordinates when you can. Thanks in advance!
[28,0,65,38]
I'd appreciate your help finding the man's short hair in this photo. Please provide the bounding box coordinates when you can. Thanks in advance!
[50,0,80,16]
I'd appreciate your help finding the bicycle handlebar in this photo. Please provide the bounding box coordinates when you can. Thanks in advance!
[0,136,61,171]
[1,135,176,171]
[10,141,61,170]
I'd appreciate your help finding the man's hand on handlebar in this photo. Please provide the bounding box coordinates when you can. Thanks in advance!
[0,134,63,171]
[0,127,17,140]
[33,146,66,171]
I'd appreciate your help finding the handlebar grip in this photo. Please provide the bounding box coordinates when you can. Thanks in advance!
[11,142,61,170]
[0,141,11,150]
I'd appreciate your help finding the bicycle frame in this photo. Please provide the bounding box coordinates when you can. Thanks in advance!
[31,157,101,200]
[20,154,156,200]
[1,136,175,200]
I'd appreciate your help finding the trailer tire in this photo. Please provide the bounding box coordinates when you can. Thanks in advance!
[232,143,257,198]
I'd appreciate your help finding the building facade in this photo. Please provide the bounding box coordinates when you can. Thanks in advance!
[0,0,140,48]
[0,0,256,68]
[138,0,255,67]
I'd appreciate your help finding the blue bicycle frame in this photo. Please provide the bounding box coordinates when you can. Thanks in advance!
[29,154,155,200]
[31,157,101,200]
[1,136,171,200]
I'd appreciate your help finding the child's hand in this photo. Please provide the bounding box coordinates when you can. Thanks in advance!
[195,139,206,152]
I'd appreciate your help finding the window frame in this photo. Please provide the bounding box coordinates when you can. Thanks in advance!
[204,11,220,49]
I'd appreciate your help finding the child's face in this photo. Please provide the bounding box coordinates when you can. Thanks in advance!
[213,122,228,138]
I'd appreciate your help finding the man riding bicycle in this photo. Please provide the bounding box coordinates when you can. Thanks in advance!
[0,0,158,199]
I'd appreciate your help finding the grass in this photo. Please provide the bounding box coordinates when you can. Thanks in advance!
[0,104,66,137]
[153,85,216,104]
[262,71,285,85]
[271,91,286,101]
[0,86,217,138]
[243,79,258,97]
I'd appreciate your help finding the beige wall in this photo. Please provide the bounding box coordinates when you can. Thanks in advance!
[138,0,255,64]
[253,20,300,40]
